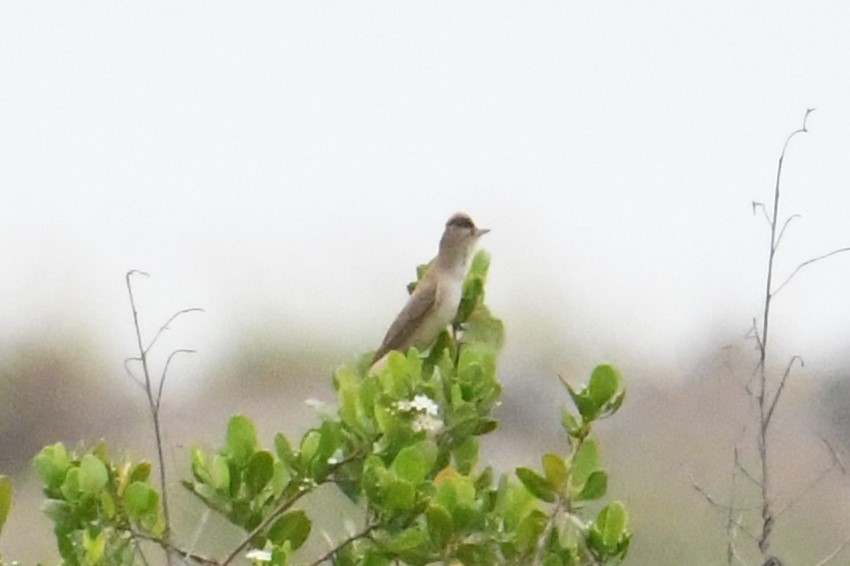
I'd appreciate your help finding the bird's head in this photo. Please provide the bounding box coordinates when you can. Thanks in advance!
[438,212,489,267]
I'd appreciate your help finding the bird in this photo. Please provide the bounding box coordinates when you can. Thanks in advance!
[371,212,490,366]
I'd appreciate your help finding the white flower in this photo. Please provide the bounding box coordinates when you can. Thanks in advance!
[396,394,443,433]
[397,394,439,416]
[246,549,272,562]
[412,413,444,433]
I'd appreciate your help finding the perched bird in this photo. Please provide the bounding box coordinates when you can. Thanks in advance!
[371,212,490,365]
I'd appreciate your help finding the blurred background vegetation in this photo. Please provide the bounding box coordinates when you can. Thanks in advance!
[2,316,849,564]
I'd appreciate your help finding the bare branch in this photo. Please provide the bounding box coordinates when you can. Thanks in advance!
[145,308,205,354]
[307,524,377,566]
[752,201,772,226]
[771,247,850,296]
[772,214,801,252]
[775,456,839,519]
[764,356,803,428]
[130,529,219,565]
[735,460,762,489]
[157,349,197,413]
[820,435,847,475]
[123,357,146,389]
[814,533,850,566]
[688,469,760,515]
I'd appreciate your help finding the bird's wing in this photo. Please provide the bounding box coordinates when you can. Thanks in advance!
[372,281,439,363]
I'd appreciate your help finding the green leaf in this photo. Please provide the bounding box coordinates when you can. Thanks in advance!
[129,461,152,483]
[274,433,297,469]
[542,454,568,491]
[560,409,585,439]
[607,389,627,415]
[456,276,484,324]
[191,448,211,484]
[334,365,362,428]
[515,509,548,554]
[0,476,12,538]
[426,504,454,548]
[34,443,72,489]
[79,454,108,495]
[310,421,341,478]
[515,467,556,503]
[571,440,600,488]
[100,491,116,519]
[124,481,159,519]
[564,381,598,421]
[577,470,608,501]
[378,526,430,555]
[384,479,416,511]
[300,430,321,466]
[60,467,80,501]
[211,454,231,492]
[227,415,258,467]
[588,501,630,557]
[83,527,106,563]
[246,451,275,495]
[453,437,479,475]
[268,509,312,550]
[392,441,437,484]
[41,499,73,524]
[588,365,620,410]
[474,418,499,436]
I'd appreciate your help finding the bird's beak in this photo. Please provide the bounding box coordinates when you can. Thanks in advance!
[476,228,491,237]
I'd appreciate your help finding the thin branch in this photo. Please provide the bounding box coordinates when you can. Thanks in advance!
[221,487,310,565]
[752,201,772,226]
[307,524,377,566]
[534,497,564,566]
[145,308,205,354]
[754,109,814,559]
[179,509,213,566]
[221,451,364,565]
[735,460,762,489]
[764,356,803,429]
[130,529,219,565]
[124,357,146,389]
[775,458,839,519]
[157,349,196,413]
[814,533,850,566]
[771,247,850,296]
[126,270,173,561]
[819,435,847,475]
[772,214,801,252]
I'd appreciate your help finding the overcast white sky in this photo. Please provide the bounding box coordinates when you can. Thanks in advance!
[2,2,850,385]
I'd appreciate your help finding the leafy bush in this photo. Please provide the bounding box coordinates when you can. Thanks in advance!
[2,250,629,565]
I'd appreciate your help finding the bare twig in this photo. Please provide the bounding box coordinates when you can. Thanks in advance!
[307,524,377,566]
[771,247,850,296]
[764,356,803,429]
[814,533,850,566]
[220,484,310,566]
[146,308,205,354]
[157,349,196,413]
[819,435,847,475]
[773,214,801,251]
[754,109,815,558]
[126,270,173,561]
[221,451,364,565]
[534,498,564,566]
[125,270,203,566]
[752,201,772,226]
[130,529,219,565]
